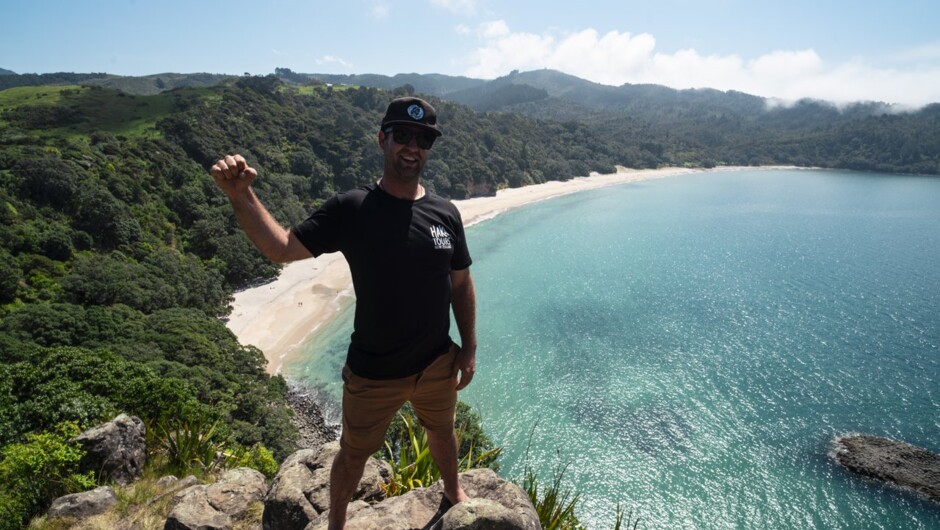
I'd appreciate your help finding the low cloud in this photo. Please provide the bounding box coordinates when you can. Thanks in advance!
[460,21,940,107]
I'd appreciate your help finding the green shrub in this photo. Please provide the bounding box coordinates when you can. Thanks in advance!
[0,422,96,530]
[228,443,279,479]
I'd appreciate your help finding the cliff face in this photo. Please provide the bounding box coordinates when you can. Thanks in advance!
[834,434,940,502]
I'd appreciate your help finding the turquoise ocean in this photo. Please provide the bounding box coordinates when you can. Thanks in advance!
[286,169,940,529]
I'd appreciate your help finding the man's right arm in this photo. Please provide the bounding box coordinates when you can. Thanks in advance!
[212,154,312,264]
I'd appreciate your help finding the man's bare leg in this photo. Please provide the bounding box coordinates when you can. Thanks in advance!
[426,426,469,504]
[328,447,370,530]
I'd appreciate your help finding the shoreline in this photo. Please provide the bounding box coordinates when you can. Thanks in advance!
[227,165,790,375]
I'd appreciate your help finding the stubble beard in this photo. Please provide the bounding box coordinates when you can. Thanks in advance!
[385,155,424,184]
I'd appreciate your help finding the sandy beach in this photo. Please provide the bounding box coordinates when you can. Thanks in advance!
[226,166,703,374]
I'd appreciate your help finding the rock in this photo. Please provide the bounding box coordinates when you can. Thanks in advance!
[263,442,391,530]
[285,384,341,449]
[305,468,538,530]
[164,467,268,530]
[207,467,268,515]
[48,486,117,519]
[263,451,321,530]
[72,413,146,485]
[156,475,181,490]
[441,498,527,530]
[834,434,940,502]
[163,476,202,510]
[164,487,232,530]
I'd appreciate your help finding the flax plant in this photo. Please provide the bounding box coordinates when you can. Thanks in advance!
[380,412,502,497]
[150,415,230,476]
[380,413,437,497]
[523,464,583,530]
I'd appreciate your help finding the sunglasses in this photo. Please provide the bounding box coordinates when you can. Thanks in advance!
[385,125,437,150]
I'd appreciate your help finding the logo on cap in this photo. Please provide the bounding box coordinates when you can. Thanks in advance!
[407,104,425,121]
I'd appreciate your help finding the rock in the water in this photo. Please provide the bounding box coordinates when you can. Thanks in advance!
[72,413,146,485]
[834,434,940,502]
[48,486,117,519]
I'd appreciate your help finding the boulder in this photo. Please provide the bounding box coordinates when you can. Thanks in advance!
[441,498,528,530]
[47,486,117,519]
[305,468,538,530]
[72,413,146,484]
[164,467,268,530]
[164,487,232,530]
[263,442,391,530]
[834,434,940,502]
[207,467,269,515]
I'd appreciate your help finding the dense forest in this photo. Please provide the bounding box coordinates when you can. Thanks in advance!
[0,68,937,525]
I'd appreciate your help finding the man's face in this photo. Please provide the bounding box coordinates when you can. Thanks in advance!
[380,126,431,182]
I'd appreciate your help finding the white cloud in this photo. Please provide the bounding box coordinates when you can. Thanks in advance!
[460,21,940,106]
[430,0,477,16]
[316,55,354,69]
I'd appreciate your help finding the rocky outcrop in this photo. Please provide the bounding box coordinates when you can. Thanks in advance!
[441,498,530,530]
[304,469,539,530]
[263,441,392,530]
[164,467,268,530]
[45,415,537,530]
[72,413,147,484]
[286,384,341,449]
[834,434,940,502]
[47,486,117,519]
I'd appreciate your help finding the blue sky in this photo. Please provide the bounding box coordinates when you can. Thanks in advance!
[3,0,940,106]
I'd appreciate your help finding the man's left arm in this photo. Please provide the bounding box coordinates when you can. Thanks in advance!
[451,267,477,390]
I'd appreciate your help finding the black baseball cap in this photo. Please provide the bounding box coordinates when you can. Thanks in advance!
[381,97,443,137]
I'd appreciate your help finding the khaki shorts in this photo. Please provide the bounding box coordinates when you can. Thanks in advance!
[340,344,458,458]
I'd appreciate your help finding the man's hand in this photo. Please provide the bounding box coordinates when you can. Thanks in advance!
[455,343,476,390]
[211,154,257,198]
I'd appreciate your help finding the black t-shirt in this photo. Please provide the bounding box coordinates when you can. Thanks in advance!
[291,184,472,379]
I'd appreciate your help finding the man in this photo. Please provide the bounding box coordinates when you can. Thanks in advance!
[211,97,476,529]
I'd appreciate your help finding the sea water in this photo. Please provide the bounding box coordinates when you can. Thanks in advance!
[287,169,940,529]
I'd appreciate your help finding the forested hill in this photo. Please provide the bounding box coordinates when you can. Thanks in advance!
[294,68,940,175]
[0,70,235,95]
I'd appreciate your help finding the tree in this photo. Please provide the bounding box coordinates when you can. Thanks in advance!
[0,250,21,303]
[13,157,86,210]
